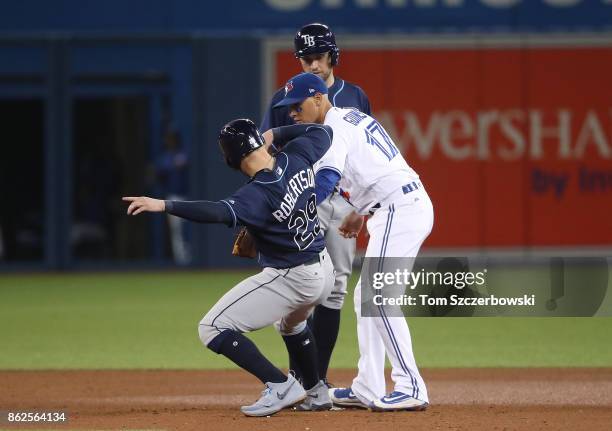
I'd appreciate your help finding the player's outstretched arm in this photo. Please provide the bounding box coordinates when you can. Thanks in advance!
[123,196,233,226]
[123,196,165,215]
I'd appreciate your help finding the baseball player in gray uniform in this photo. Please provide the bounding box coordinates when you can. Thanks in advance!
[123,119,336,416]
[261,22,371,385]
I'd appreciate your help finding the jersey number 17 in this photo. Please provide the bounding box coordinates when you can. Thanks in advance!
[365,119,399,161]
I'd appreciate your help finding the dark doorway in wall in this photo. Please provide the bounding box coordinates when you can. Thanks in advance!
[71,97,152,261]
[0,99,44,262]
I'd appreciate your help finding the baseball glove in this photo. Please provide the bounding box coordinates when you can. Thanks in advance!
[232,227,257,258]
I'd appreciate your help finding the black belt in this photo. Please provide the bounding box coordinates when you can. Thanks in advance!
[303,254,322,266]
[368,203,382,215]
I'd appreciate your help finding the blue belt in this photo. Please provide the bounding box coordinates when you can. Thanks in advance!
[369,181,421,215]
[401,181,421,194]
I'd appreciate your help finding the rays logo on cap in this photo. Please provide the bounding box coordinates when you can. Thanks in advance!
[284,81,294,95]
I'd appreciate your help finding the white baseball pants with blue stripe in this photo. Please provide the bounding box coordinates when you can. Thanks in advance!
[351,188,434,405]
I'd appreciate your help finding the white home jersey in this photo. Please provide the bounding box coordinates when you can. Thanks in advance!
[315,107,420,214]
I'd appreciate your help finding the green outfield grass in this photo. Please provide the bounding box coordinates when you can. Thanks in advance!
[1,271,611,369]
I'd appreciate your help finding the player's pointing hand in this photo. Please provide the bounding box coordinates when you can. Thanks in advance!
[122,196,165,215]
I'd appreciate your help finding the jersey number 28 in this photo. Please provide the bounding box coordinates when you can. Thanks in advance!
[288,194,321,251]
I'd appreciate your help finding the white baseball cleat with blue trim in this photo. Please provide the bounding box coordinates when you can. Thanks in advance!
[328,387,367,408]
[241,374,306,417]
[370,391,429,412]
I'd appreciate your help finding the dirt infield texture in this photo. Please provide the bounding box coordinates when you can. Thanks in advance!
[1,368,611,430]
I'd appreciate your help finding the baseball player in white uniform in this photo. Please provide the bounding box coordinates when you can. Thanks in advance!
[271,72,433,411]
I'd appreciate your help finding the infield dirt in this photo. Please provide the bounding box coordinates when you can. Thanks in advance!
[1,368,611,430]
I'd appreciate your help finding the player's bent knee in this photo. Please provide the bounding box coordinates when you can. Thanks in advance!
[199,311,239,349]
[275,319,307,336]
[198,322,220,348]
[202,327,235,354]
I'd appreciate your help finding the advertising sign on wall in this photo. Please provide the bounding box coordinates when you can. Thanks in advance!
[271,38,612,248]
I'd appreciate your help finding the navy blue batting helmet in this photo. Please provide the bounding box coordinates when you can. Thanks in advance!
[218,119,265,170]
[294,23,339,66]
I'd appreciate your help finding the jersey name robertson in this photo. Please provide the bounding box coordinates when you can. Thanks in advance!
[316,107,420,214]
[273,168,316,223]
[222,125,332,269]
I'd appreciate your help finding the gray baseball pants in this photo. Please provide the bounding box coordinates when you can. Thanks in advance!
[316,192,357,310]
[198,249,334,347]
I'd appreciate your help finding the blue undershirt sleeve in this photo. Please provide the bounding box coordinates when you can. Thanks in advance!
[314,169,341,205]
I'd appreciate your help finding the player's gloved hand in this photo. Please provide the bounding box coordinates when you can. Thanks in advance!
[123,196,165,215]
[232,227,257,258]
[339,211,364,239]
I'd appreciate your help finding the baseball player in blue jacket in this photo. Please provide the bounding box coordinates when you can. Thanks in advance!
[123,119,336,416]
[261,22,371,387]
